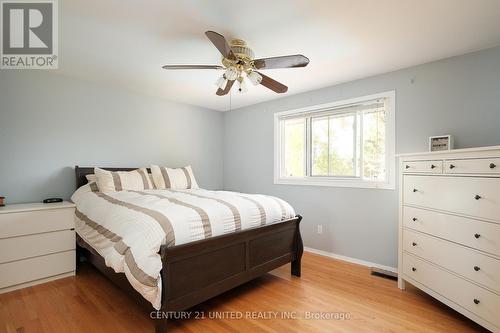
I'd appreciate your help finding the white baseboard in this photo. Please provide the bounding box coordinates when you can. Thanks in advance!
[304,247,397,273]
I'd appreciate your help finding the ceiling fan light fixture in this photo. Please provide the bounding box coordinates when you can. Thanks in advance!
[224,67,238,81]
[215,76,227,89]
[162,30,309,96]
[248,71,262,86]
[237,79,248,93]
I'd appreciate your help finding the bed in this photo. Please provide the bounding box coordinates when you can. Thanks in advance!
[74,166,303,333]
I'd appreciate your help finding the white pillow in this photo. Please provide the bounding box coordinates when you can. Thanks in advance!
[95,167,154,192]
[71,181,99,204]
[150,165,199,189]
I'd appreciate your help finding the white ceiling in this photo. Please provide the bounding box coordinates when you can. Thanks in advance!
[58,0,500,111]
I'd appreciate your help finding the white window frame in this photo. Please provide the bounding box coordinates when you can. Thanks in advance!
[274,91,395,190]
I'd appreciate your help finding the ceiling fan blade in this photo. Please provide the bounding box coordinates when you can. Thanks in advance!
[162,65,224,70]
[205,31,236,60]
[216,79,235,96]
[253,55,309,70]
[256,72,288,93]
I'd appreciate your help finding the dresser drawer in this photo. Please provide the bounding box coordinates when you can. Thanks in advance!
[404,175,500,222]
[0,208,74,239]
[403,229,500,293]
[0,250,75,289]
[403,206,500,257]
[403,253,500,329]
[0,230,75,264]
[402,160,443,174]
[444,158,500,175]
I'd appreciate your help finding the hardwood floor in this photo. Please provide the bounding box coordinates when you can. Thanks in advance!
[0,252,488,333]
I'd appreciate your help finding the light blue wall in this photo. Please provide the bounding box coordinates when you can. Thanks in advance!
[223,46,500,268]
[0,71,224,204]
[2,47,499,268]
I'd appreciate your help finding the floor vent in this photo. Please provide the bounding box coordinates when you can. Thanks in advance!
[370,267,398,280]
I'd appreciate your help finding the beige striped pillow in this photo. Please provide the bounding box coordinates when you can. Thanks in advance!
[94,167,153,192]
[86,174,97,183]
[150,165,199,189]
[88,181,99,192]
[90,172,155,189]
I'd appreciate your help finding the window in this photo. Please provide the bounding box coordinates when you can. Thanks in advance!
[274,91,395,189]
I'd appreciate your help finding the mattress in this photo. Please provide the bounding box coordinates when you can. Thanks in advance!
[72,188,295,309]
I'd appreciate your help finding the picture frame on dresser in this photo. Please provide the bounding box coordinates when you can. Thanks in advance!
[428,135,454,152]
[398,146,500,333]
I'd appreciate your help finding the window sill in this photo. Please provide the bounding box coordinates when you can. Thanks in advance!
[274,177,395,190]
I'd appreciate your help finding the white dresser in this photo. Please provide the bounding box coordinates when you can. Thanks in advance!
[0,202,76,293]
[398,146,500,332]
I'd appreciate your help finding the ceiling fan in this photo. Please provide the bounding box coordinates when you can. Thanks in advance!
[162,31,310,96]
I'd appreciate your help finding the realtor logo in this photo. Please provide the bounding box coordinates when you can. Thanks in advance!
[1,0,58,69]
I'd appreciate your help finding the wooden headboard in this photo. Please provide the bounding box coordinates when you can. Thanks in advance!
[75,166,151,189]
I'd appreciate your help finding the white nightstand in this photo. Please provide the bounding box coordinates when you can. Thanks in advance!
[0,201,76,293]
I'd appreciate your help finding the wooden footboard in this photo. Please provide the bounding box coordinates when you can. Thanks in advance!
[160,215,302,312]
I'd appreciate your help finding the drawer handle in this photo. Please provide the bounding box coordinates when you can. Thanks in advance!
[411,267,417,272]
[413,188,418,193]
[405,165,410,169]
[412,242,417,246]
[474,233,481,239]
[474,195,482,200]
[490,163,497,169]
[449,164,455,169]
[474,266,480,271]
[473,299,480,305]
[412,217,418,222]
[430,164,436,169]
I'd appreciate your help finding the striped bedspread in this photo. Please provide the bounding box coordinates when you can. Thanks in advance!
[73,188,295,309]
